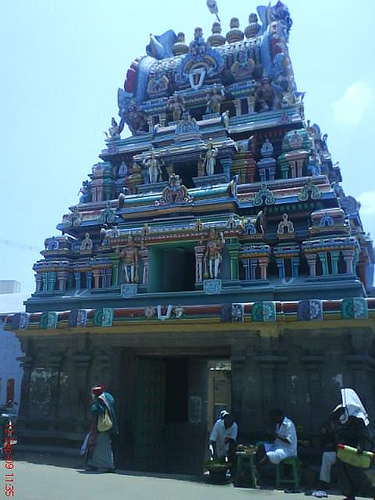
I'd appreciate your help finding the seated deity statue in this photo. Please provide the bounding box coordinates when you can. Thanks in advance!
[80,233,93,251]
[255,76,276,112]
[175,111,199,135]
[78,180,91,203]
[104,117,121,141]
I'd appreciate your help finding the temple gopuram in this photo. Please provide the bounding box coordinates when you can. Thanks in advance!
[5,1,375,474]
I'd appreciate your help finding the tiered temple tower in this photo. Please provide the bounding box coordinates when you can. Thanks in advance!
[5,2,375,474]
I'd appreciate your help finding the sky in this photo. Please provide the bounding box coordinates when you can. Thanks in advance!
[0,0,374,297]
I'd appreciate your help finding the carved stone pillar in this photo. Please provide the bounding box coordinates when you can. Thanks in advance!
[342,249,356,275]
[35,273,42,292]
[247,95,255,114]
[306,253,317,277]
[95,352,111,389]
[194,245,205,283]
[159,113,166,127]
[86,271,93,289]
[234,99,241,116]
[250,258,257,280]
[276,258,285,279]
[18,355,33,419]
[290,257,299,278]
[346,353,375,421]
[242,259,250,281]
[105,268,113,288]
[147,115,153,132]
[68,273,74,289]
[197,159,205,177]
[48,271,57,291]
[330,250,340,275]
[290,161,297,178]
[93,269,101,289]
[57,271,69,291]
[141,165,149,184]
[318,252,328,275]
[166,164,175,177]
[100,269,107,288]
[258,256,269,280]
[42,272,48,291]
[140,248,150,286]
[110,256,120,286]
[300,355,325,430]
[74,271,81,290]
[246,156,257,183]
[49,355,63,420]
[357,256,367,284]
[256,355,288,415]
[219,157,233,182]
[230,354,247,430]
[226,240,240,280]
[280,161,290,179]
[297,159,304,177]
[72,354,91,430]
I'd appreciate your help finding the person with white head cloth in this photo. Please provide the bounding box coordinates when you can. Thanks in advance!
[331,388,375,500]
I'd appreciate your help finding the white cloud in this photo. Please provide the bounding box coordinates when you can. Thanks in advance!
[358,191,375,215]
[332,81,374,126]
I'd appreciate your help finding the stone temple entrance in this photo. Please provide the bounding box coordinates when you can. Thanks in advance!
[134,356,232,474]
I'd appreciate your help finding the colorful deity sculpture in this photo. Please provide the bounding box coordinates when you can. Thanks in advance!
[255,76,276,112]
[204,227,225,279]
[203,140,218,176]
[205,85,225,114]
[80,233,93,251]
[78,180,91,203]
[231,49,255,81]
[144,149,163,184]
[120,234,139,284]
[104,117,121,141]
[167,94,185,122]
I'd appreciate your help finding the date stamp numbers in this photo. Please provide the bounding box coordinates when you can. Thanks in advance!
[2,424,15,497]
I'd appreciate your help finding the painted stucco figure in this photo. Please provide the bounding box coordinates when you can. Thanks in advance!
[204,228,225,279]
[120,235,139,284]
[205,85,225,114]
[144,149,162,184]
[104,118,121,141]
[203,140,218,176]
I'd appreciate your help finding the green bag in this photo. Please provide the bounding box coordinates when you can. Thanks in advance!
[337,444,374,468]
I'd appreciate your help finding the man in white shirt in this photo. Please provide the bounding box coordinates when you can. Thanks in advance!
[210,413,238,470]
[257,409,297,468]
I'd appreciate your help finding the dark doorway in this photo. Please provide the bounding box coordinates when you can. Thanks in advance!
[148,244,196,293]
[174,161,197,188]
[134,356,231,474]
[165,359,188,424]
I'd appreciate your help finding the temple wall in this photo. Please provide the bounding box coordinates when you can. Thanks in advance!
[232,327,375,440]
[13,319,375,470]
[0,323,24,412]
